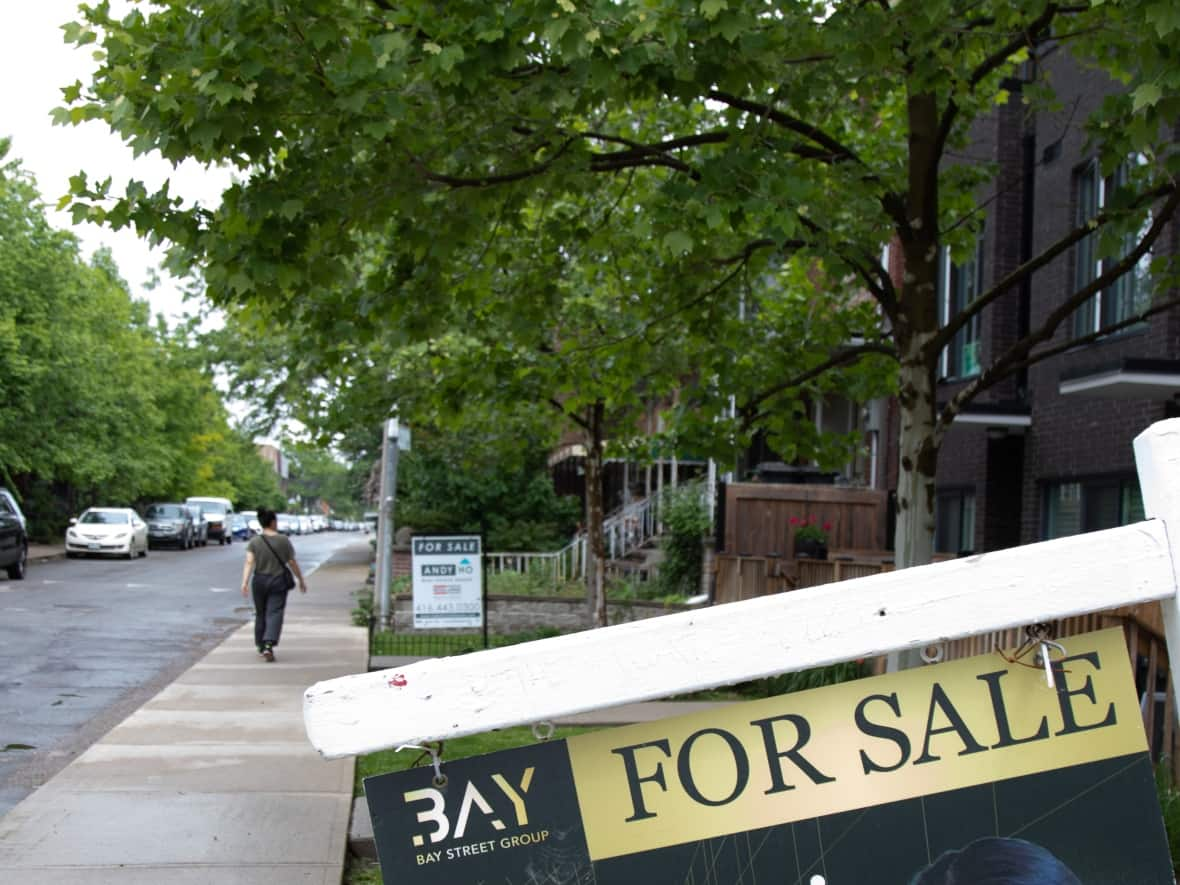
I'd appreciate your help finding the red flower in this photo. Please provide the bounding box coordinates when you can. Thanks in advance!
[823,522,832,532]
[789,516,799,525]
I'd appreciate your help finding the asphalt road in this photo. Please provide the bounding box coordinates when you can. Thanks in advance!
[0,530,366,818]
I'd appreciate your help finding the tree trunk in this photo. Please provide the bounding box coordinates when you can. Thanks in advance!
[892,90,944,571]
[583,401,608,627]
[893,335,941,569]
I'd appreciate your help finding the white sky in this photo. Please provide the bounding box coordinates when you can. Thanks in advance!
[0,0,232,324]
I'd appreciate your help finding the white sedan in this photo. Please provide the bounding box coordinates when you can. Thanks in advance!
[66,508,149,559]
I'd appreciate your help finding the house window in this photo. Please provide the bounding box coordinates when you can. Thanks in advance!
[1044,477,1144,539]
[939,231,984,379]
[1071,159,1152,339]
[935,488,975,554]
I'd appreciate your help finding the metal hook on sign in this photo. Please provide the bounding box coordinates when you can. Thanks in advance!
[532,721,555,742]
[397,742,447,787]
[1035,638,1067,690]
[920,643,946,665]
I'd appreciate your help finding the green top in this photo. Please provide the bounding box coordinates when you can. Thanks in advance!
[248,532,295,576]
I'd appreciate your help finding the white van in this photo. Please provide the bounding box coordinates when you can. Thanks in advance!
[185,496,235,546]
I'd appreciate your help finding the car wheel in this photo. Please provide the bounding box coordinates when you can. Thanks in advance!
[5,545,27,580]
[126,545,136,560]
[141,544,148,558]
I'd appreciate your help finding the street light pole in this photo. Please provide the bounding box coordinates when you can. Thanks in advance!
[376,417,400,631]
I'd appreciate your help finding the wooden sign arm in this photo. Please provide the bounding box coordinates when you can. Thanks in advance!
[1134,419,1180,717]
[304,518,1174,759]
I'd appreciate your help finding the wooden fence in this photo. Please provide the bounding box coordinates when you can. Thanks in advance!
[722,482,887,578]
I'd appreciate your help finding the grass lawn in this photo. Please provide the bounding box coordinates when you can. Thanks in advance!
[348,724,595,885]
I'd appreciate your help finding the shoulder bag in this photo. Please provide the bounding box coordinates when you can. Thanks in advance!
[259,534,296,591]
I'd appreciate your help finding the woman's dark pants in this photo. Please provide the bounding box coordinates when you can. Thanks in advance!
[251,574,289,649]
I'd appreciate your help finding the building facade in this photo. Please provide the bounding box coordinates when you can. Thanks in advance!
[927,49,1178,555]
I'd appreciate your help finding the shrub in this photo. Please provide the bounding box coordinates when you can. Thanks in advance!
[655,486,710,598]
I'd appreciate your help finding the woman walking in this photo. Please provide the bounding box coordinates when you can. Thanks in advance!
[240,507,308,661]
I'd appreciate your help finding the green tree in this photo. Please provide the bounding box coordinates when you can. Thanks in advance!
[286,442,359,514]
[61,0,1180,569]
[397,418,581,552]
[0,142,282,532]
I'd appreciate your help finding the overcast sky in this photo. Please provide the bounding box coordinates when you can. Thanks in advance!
[1,0,232,324]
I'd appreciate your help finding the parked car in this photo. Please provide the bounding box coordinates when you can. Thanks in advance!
[185,504,209,546]
[277,513,298,535]
[229,514,251,541]
[144,502,195,549]
[186,496,234,545]
[0,487,28,580]
[298,515,313,535]
[66,507,148,559]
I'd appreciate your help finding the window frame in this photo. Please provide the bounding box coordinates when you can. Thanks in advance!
[1072,157,1153,339]
[935,487,976,555]
[1042,475,1144,540]
[938,228,985,380]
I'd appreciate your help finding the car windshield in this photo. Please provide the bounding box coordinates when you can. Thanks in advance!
[81,511,128,525]
[146,505,184,519]
[200,506,227,517]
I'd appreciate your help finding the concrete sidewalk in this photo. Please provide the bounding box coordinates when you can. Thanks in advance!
[27,542,65,563]
[0,542,370,884]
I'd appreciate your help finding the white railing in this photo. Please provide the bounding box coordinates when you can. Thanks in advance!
[485,536,587,584]
[603,495,657,561]
[485,483,707,585]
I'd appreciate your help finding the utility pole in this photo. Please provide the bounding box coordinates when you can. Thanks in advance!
[376,417,400,631]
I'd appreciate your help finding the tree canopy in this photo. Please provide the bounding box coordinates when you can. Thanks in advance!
[0,142,285,536]
[60,0,1180,564]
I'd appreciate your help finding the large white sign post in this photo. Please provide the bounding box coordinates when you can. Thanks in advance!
[305,419,1180,760]
[411,534,484,630]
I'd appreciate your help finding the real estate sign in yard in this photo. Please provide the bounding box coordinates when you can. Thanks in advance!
[364,628,1173,883]
[410,535,483,630]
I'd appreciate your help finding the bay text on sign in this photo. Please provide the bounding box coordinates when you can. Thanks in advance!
[411,535,483,630]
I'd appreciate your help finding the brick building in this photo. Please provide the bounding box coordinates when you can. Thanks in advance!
[920,49,1179,555]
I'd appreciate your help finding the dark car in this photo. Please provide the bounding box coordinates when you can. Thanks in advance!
[145,503,195,549]
[0,488,28,580]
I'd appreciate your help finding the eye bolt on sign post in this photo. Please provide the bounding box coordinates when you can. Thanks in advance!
[305,419,1180,883]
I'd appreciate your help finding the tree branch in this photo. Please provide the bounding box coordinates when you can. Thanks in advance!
[550,397,590,430]
[934,3,1078,165]
[739,342,899,428]
[706,90,869,169]
[937,186,1180,428]
[413,139,576,188]
[935,181,1178,351]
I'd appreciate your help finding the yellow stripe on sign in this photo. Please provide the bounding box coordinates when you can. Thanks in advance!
[565,627,1145,861]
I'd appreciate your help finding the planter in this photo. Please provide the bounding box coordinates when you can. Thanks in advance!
[794,537,828,560]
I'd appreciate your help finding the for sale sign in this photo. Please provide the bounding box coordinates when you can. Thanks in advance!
[411,535,483,629]
[364,628,1173,883]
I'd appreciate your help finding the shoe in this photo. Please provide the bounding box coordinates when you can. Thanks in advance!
[263,648,275,663]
